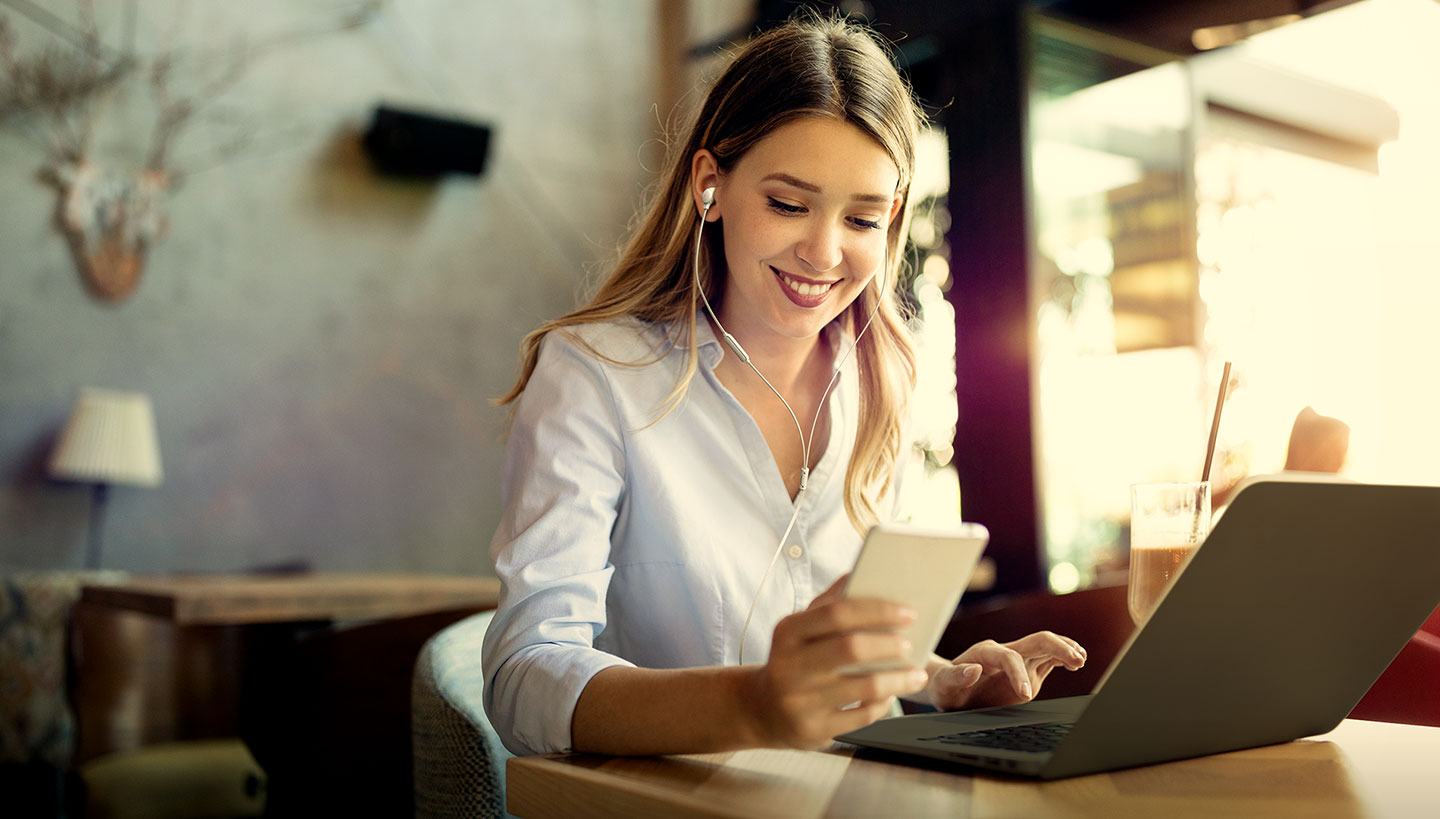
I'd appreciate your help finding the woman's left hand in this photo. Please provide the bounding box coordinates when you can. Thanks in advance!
[923,632,1087,711]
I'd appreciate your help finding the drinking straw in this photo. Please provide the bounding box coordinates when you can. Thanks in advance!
[1190,361,1232,538]
[1202,361,1233,483]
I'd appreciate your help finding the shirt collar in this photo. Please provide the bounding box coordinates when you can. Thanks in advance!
[690,315,851,373]
[694,315,725,370]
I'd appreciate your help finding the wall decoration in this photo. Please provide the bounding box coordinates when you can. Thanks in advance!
[0,0,380,302]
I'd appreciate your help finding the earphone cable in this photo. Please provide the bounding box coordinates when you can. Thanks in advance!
[738,497,804,665]
[694,194,889,665]
[734,259,886,665]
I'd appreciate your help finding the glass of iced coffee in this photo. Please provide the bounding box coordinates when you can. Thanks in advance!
[1128,481,1211,625]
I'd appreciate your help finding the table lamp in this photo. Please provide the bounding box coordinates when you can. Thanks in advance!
[49,388,163,569]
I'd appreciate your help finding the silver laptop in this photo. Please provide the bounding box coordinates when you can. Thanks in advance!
[838,477,1440,779]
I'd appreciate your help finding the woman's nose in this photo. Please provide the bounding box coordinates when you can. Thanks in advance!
[795,221,843,273]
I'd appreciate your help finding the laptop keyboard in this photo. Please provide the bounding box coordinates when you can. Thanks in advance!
[917,721,1073,753]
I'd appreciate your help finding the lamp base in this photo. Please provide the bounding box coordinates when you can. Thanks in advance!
[86,482,109,570]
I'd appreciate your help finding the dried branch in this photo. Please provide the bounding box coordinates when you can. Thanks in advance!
[3,0,386,173]
[0,0,132,163]
[1,0,389,302]
[146,42,248,173]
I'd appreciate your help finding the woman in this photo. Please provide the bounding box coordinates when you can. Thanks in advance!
[482,13,1085,757]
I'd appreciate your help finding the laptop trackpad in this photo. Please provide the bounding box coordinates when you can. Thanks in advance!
[923,696,1090,730]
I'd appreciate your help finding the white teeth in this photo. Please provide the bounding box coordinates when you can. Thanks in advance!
[777,271,833,298]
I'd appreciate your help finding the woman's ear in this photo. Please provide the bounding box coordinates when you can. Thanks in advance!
[691,149,722,222]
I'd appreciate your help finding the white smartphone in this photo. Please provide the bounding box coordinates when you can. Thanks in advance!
[838,522,989,675]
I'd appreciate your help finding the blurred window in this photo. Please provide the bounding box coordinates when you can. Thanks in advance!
[1027,0,1440,592]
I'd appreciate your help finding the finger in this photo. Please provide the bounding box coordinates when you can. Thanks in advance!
[796,630,913,676]
[808,573,852,609]
[783,598,916,644]
[928,663,981,707]
[1060,637,1088,663]
[826,667,929,707]
[837,695,897,714]
[1050,634,1087,661]
[1032,657,1065,681]
[827,697,898,740]
[1029,645,1084,673]
[974,643,1032,699]
[944,662,983,687]
[1036,653,1071,673]
[1014,631,1087,668]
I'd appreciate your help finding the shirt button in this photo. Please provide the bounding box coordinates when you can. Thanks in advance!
[787,544,804,559]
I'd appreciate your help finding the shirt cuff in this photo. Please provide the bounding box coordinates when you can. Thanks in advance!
[492,644,637,756]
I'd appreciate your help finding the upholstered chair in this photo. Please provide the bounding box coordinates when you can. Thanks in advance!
[412,609,514,819]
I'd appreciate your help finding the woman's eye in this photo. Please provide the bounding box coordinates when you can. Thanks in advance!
[766,197,882,231]
[766,197,805,215]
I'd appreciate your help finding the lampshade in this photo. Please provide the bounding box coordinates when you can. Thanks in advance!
[49,388,163,487]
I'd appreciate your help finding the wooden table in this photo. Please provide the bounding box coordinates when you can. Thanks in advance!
[507,719,1440,818]
[80,571,501,625]
[76,572,500,817]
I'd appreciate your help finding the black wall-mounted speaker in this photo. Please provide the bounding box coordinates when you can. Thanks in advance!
[361,104,491,178]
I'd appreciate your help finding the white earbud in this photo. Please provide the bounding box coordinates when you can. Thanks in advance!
[701,186,715,208]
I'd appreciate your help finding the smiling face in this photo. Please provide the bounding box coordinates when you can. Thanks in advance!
[695,116,903,354]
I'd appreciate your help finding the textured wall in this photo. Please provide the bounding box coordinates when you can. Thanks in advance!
[0,0,717,573]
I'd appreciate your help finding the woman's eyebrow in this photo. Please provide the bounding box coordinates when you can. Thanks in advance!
[761,172,890,204]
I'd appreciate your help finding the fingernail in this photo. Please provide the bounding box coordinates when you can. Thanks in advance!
[961,664,979,679]
[910,669,929,685]
[1021,680,1033,698]
[897,606,917,622]
[899,639,913,656]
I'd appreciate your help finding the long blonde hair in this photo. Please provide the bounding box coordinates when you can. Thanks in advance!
[499,13,922,532]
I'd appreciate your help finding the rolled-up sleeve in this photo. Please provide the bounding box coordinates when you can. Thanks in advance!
[481,331,637,756]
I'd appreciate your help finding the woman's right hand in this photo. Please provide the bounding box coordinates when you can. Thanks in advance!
[745,575,926,749]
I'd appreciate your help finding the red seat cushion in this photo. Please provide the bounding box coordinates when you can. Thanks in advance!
[1349,605,1440,727]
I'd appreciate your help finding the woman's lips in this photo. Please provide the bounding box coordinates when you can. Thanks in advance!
[772,267,837,308]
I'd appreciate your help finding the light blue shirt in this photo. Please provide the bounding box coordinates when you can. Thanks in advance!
[481,316,875,756]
